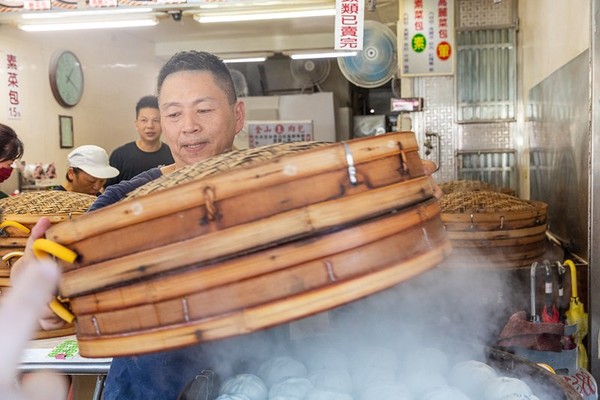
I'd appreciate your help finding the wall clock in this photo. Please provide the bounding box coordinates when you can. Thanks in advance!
[49,50,84,108]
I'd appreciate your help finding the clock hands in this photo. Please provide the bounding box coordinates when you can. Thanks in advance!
[65,68,79,90]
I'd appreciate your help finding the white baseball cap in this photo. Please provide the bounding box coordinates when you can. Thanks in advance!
[67,145,119,179]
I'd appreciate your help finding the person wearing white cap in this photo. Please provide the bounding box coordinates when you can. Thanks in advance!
[53,145,119,196]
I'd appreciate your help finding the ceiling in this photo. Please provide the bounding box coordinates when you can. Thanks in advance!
[3,0,398,56]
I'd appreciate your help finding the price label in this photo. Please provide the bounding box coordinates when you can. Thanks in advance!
[88,0,117,7]
[23,0,51,10]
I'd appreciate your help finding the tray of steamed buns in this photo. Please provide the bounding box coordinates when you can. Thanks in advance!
[209,342,580,400]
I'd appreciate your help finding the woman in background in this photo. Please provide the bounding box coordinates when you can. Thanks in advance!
[0,123,24,198]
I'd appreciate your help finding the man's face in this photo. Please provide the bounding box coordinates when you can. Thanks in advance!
[159,70,245,168]
[135,107,162,144]
[68,168,106,195]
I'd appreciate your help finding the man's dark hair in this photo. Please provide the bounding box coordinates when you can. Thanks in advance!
[157,51,237,105]
[65,167,82,182]
[0,123,24,163]
[136,95,159,118]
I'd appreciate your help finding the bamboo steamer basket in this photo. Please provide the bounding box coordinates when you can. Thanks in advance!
[440,189,548,269]
[0,191,96,339]
[44,132,451,357]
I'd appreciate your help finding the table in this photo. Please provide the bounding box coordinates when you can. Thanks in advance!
[20,335,112,400]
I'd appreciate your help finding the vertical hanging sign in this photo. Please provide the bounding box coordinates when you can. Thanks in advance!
[4,52,22,120]
[400,0,454,77]
[335,0,365,51]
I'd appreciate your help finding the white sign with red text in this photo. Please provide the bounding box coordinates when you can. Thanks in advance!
[3,51,22,120]
[247,120,313,148]
[400,0,454,76]
[335,0,365,51]
[23,0,51,11]
[88,0,117,7]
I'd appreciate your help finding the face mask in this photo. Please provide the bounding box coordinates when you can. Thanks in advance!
[0,167,13,183]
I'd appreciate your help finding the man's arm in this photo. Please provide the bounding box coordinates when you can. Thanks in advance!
[90,168,162,212]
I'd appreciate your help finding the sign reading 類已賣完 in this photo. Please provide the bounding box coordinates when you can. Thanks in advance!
[400,0,454,77]
[335,0,365,51]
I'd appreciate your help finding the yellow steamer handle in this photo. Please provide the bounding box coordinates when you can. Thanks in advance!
[0,220,31,235]
[563,258,589,369]
[33,239,78,324]
[564,259,578,298]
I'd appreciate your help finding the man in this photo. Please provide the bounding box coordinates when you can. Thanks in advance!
[104,95,174,187]
[87,51,246,399]
[53,145,119,196]
[20,51,440,398]
[90,51,244,212]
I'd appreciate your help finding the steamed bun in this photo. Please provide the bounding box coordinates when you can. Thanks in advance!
[400,346,449,376]
[449,360,497,398]
[219,374,268,400]
[269,377,313,400]
[352,366,397,393]
[498,394,541,400]
[351,346,398,371]
[257,356,308,387]
[308,368,353,394]
[402,370,447,398]
[359,382,412,400]
[216,395,252,400]
[483,377,533,400]
[305,347,349,372]
[421,384,471,400]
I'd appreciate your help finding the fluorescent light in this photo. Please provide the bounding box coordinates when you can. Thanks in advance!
[218,51,273,64]
[21,7,153,19]
[19,18,158,31]
[223,57,266,63]
[195,8,335,23]
[290,51,358,60]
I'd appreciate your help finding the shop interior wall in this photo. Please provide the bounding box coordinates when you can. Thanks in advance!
[0,28,161,195]
[517,0,590,198]
[519,0,596,380]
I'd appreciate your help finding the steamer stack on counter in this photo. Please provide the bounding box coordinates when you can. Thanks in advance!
[0,191,96,339]
[439,181,548,269]
[42,132,452,358]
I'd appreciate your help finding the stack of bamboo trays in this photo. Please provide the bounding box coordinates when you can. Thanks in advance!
[439,182,548,269]
[45,132,452,358]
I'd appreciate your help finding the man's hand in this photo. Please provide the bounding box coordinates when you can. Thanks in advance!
[0,218,68,399]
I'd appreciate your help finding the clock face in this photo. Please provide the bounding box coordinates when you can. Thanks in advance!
[49,50,84,108]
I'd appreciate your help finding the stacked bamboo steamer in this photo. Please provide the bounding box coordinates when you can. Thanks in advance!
[43,132,452,358]
[439,180,548,269]
[0,190,96,339]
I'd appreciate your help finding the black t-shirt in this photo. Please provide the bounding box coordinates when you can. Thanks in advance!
[105,141,174,187]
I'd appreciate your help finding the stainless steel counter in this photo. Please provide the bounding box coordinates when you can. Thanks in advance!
[20,335,111,400]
